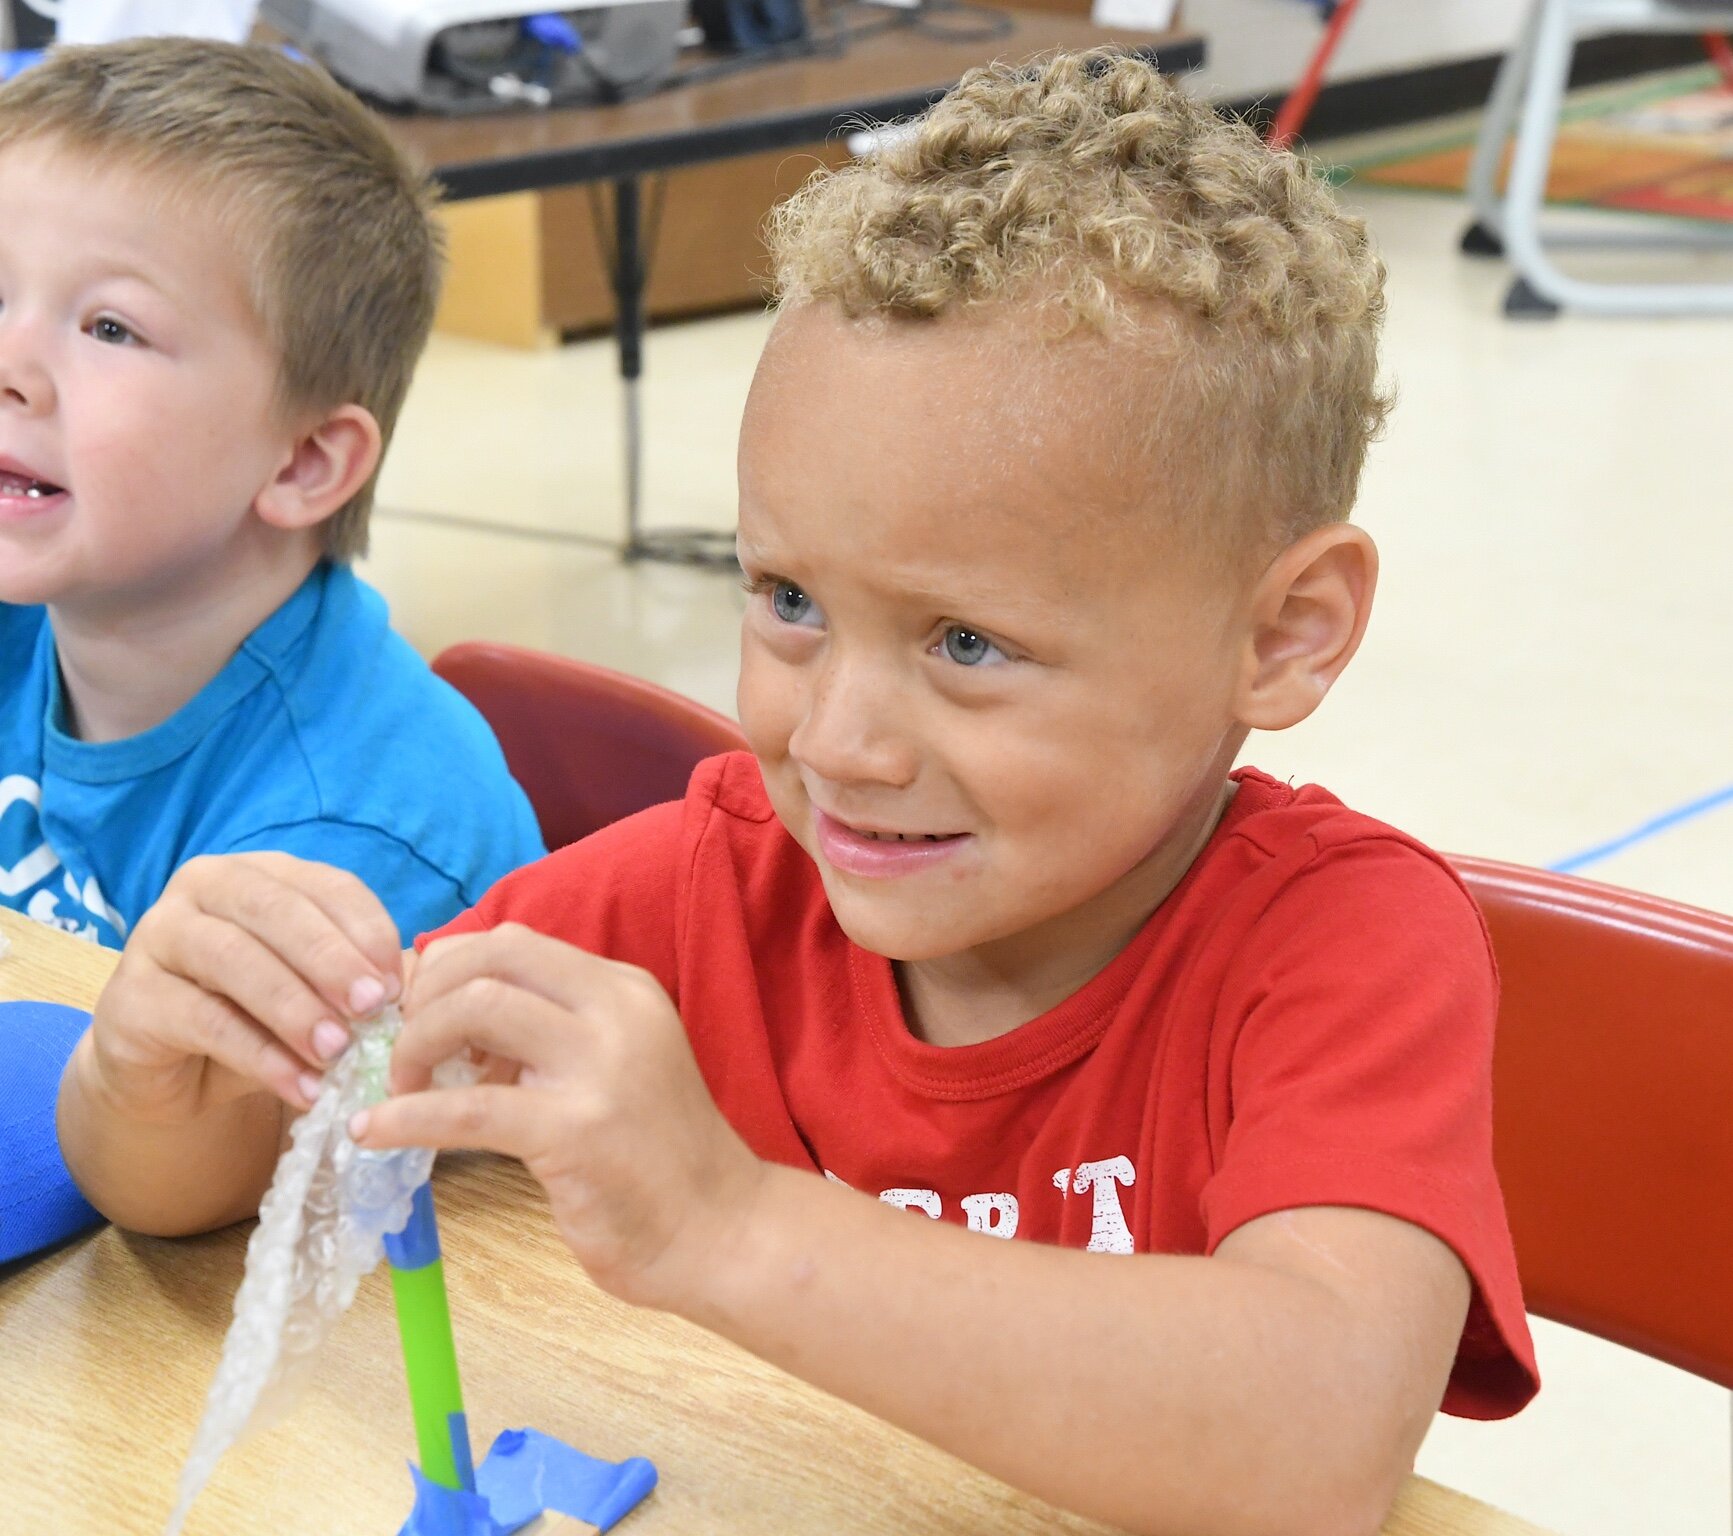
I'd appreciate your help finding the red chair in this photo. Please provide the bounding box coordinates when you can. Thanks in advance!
[1456,856,1733,1387]
[433,642,748,851]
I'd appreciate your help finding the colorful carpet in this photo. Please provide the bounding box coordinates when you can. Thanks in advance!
[1345,67,1733,223]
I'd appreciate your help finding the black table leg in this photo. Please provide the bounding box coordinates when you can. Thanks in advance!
[606,176,738,568]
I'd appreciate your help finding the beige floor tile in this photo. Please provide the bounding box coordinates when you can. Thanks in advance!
[362,141,1733,1536]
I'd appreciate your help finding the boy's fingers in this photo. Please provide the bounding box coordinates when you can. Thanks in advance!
[157,912,352,1072]
[353,1084,539,1161]
[410,923,621,1016]
[249,854,405,995]
[184,990,319,1110]
[187,860,400,1024]
[97,969,312,1114]
[390,984,577,1092]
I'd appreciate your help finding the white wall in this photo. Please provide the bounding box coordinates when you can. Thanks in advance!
[1182,0,1533,101]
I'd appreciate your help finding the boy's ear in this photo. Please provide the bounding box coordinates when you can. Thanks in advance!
[253,405,383,534]
[1233,523,1379,732]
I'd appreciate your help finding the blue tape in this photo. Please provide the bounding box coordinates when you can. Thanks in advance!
[1550,779,1733,875]
[477,1429,658,1533]
[0,1002,103,1265]
[398,1465,504,1536]
[383,1181,442,1270]
[448,1411,476,1493]
[399,1430,658,1534]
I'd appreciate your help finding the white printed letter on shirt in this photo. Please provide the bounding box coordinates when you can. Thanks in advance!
[879,1188,942,1218]
[960,1193,1019,1239]
[1052,1157,1137,1254]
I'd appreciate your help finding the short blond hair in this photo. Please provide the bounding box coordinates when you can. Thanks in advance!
[769,49,1391,549]
[0,38,445,561]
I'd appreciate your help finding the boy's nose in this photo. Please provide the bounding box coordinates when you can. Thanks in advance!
[788,653,919,791]
[0,334,54,415]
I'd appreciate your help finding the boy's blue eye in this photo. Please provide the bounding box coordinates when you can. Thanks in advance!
[770,581,819,627]
[89,317,136,347]
[941,626,1003,667]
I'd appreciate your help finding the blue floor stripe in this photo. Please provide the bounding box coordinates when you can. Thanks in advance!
[1550,780,1733,874]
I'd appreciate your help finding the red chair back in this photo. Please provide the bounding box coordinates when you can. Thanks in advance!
[1457,857,1733,1386]
[433,642,748,851]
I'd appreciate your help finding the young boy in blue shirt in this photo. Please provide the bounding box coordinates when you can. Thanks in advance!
[61,52,1538,1535]
[0,39,544,950]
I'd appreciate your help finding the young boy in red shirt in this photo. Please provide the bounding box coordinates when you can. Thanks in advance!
[62,51,1537,1536]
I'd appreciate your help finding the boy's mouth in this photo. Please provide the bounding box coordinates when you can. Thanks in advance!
[0,468,67,506]
[855,829,962,843]
[812,809,973,879]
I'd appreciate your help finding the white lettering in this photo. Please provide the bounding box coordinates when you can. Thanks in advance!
[960,1193,1019,1239]
[1071,1157,1136,1254]
[879,1187,942,1218]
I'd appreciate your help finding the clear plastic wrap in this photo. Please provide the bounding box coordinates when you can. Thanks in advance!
[165,1007,472,1535]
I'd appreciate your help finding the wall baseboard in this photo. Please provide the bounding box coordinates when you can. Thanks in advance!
[1229,31,1709,142]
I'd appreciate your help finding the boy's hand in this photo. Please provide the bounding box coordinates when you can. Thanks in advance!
[352,923,764,1312]
[85,852,404,1123]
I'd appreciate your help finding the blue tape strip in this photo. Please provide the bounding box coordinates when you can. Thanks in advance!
[478,1429,658,1533]
[448,1411,476,1493]
[0,1002,103,1265]
[383,1181,442,1270]
[397,1465,504,1536]
[399,1430,657,1535]
[1550,779,1733,875]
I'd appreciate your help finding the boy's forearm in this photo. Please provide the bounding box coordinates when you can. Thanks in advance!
[686,1166,1412,1536]
[57,1031,284,1236]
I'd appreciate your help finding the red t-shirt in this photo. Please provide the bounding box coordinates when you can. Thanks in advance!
[428,752,1539,1419]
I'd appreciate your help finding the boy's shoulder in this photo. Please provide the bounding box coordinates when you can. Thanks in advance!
[231,562,544,877]
[1218,766,1472,891]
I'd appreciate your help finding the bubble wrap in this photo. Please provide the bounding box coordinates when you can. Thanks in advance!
[165,1007,472,1535]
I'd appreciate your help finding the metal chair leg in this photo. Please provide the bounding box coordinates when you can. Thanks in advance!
[1465,0,1546,248]
[1498,0,1733,316]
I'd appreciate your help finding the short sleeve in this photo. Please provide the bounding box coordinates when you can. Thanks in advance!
[225,819,469,950]
[415,796,691,999]
[1200,836,1539,1419]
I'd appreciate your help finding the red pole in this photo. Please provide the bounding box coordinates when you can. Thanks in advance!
[1268,0,1365,151]
[1704,33,1733,92]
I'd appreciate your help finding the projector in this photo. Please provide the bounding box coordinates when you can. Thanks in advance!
[260,0,685,112]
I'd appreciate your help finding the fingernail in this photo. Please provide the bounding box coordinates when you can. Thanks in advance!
[298,1072,324,1107]
[348,1110,370,1141]
[349,976,386,1016]
[312,1020,350,1062]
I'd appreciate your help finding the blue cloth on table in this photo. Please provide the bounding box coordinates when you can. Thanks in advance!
[399,1430,657,1534]
[0,1000,102,1264]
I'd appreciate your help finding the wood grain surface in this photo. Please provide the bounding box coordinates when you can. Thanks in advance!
[0,910,1556,1536]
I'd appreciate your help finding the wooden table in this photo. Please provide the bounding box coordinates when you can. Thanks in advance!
[370,12,1205,564]
[0,908,1558,1536]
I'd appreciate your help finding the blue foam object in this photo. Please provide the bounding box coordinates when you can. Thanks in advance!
[0,1001,103,1265]
[0,50,43,83]
[399,1430,657,1535]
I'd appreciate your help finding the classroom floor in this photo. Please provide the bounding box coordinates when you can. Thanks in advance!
[361,109,1733,1536]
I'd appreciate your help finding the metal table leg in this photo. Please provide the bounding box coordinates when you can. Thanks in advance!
[605,176,739,568]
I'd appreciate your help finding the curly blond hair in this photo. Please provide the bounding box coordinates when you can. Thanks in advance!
[767,49,1391,548]
[0,39,444,562]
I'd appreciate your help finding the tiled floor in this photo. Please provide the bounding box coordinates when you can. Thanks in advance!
[363,121,1733,1536]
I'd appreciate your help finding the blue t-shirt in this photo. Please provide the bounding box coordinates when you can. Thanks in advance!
[0,563,545,948]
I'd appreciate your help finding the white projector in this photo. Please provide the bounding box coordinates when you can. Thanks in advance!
[260,0,685,111]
